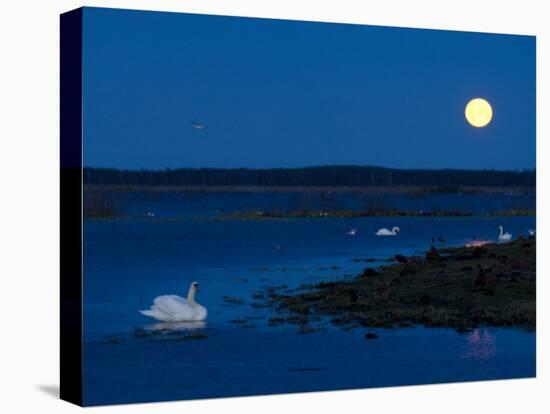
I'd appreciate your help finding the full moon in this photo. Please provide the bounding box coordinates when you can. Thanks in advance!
[465,98,493,128]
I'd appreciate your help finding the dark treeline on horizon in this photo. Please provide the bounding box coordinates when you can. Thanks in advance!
[84,166,536,188]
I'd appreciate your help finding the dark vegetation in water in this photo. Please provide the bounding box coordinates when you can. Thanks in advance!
[222,207,536,220]
[222,296,245,306]
[84,166,535,189]
[263,238,536,332]
[225,208,477,219]
[82,189,534,220]
[82,183,534,219]
[490,209,536,217]
[84,190,119,218]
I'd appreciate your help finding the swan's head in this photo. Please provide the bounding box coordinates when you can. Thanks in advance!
[189,281,200,293]
[499,225,503,231]
[392,226,400,233]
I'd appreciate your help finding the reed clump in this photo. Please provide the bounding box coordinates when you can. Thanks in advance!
[84,190,119,218]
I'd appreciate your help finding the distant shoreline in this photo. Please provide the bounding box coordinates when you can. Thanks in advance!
[84,184,535,194]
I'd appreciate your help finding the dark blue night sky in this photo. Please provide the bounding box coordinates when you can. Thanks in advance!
[82,7,535,170]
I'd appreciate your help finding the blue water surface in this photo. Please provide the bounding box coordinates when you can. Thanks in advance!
[82,191,536,406]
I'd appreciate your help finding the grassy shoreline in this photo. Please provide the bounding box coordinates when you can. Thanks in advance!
[223,209,534,220]
[263,238,535,332]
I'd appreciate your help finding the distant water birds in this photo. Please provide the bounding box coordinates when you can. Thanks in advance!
[140,282,207,322]
[498,225,512,242]
[191,120,205,130]
[336,223,526,246]
[375,226,400,236]
[528,229,536,237]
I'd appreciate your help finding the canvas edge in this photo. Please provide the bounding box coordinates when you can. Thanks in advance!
[60,7,84,407]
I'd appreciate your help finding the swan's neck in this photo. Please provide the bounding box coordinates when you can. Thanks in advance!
[187,289,197,306]
[499,227,503,237]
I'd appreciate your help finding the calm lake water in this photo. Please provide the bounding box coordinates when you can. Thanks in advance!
[82,191,536,406]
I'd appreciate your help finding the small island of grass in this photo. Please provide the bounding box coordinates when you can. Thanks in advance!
[223,208,535,220]
[265,238,535,332]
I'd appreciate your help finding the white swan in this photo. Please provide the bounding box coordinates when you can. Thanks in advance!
[528,229,536,237]
[140,282,207,322]
[375,226,400,236]
[498,225,512,242]
[347,227,357,236]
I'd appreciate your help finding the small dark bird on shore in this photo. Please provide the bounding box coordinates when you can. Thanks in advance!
[361,268,380,278]
[426,247,440,261]
[394,254,408,264]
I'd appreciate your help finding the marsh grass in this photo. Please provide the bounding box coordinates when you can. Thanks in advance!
[223,209,510,220]
[84,190,119,218]
[264,238,536,331]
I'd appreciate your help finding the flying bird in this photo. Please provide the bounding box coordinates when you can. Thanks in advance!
[191,120,205,130]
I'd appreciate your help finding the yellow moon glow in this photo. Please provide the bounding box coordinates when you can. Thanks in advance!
[465,98,493,128]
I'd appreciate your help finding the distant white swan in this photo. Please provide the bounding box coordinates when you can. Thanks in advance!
[347,227,357,236]
[375,226,400,236]
[498,225,512,242]
[528,229,536,237]
[140,282,207,322]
